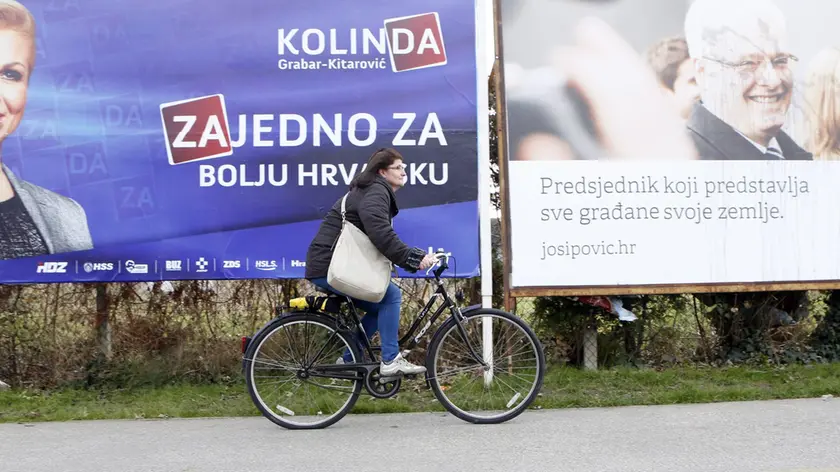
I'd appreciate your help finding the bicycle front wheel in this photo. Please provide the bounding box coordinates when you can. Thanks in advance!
[426,308,545,424]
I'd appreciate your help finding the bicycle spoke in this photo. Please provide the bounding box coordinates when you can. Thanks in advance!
[306,331,342,370]
[249,358,299,371]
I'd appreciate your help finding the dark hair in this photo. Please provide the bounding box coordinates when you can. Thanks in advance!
[349,147,403,189]
[645,36,691,91]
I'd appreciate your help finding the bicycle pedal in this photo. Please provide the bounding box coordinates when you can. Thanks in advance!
[378,375,401,384]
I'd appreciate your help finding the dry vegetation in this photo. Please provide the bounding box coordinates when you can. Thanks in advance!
[1,276,839,390]
[0,278,481,389]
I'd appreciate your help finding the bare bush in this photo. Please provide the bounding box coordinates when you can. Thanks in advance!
[0,277,478,389]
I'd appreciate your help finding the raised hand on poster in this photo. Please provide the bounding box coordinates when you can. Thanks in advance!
[553,16,698,161]
[513,16,698,162]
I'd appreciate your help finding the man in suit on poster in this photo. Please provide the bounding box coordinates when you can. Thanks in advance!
[684,0,810,322]
[684,0,812,161]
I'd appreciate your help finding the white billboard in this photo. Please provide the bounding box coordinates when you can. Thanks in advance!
[497,0,840,291]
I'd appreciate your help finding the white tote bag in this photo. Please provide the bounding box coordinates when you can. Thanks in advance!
[327,192,393,303]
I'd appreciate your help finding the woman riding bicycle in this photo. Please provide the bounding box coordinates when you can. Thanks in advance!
[304,148,437,377]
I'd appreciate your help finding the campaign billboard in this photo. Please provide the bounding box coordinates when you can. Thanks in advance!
[0,0,480,283]
[497,0,840,293]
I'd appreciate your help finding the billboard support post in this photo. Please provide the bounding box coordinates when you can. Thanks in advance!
[477,0,496,387]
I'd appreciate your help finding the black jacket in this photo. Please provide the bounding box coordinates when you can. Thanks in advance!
[304,176,426,279]
[686,103,812,161]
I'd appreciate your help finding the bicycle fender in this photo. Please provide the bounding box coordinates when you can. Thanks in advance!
[459,304,484,315]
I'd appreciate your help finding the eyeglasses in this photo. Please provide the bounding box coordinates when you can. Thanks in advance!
[703,53,798,77]
[387,164,407,171]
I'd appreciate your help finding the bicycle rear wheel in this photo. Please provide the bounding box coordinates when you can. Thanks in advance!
[426,308,545,424]
[244,313,362,429]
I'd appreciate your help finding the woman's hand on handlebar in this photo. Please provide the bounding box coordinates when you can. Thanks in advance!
[419,253,438,270]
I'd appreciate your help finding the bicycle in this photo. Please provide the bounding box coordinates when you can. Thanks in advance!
[241,252,546,429]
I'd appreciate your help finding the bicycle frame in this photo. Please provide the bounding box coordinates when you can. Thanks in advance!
[301,254,489,382]
[344,268,488,365]
[348,280,451,362]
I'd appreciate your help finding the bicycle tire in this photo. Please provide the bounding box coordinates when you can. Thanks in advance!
[425,307,546,424]
[244,312,362,430]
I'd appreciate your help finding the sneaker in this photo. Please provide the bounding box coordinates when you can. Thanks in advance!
[380,352,426,376]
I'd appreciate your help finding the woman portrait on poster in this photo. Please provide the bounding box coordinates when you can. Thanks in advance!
[801,47,840,161]
[0,0,93,260]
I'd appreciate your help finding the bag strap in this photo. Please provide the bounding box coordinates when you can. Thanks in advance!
[330,193,351,251]
[340,192,349,223]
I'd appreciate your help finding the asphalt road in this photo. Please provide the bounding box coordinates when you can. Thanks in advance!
[2,398,839,472]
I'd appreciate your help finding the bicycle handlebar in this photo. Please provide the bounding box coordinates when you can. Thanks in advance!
[425,251,452,279]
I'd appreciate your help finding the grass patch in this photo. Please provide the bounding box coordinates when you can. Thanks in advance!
[2,363,839,423]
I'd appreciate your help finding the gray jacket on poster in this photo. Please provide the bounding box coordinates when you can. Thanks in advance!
[2,163,94,256]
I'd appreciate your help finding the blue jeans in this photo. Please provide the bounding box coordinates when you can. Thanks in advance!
[309,277,402,363]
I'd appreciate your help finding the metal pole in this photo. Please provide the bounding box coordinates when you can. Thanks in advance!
[476,0,495,387]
